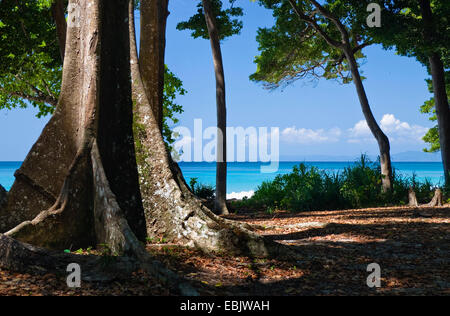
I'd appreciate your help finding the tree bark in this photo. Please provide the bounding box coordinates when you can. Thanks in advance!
[343,48,393,192]
[408,187,419,207]
[427,188,443,207]
[202,0,229,215]
[51,0,67,62]
[419,0,450,187]
[139,0,169,131]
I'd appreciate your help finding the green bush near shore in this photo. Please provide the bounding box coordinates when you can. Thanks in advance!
[189,177,215,200]
[236,155,439,213]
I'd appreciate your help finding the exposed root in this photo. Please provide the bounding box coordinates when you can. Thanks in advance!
[0,233,137,282]
[0,233,197,295]
[409,188,443,218]
[92,138,199,295]
[5,145,95,249]
[426,188,443,207]
[2,141,199,295]
[409,187,419,207]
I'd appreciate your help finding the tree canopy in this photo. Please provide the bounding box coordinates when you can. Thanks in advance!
[341,0,449,153]
[343,0,449,65]
[250,0,368,89]
[176,0,243,41]
[0,0,61,117]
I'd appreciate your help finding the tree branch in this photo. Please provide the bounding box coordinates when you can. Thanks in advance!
[308,0,350,44]
[41,78,57,100]
[288,0,343,48]
[353,41,372,54]
[2,89,58,107]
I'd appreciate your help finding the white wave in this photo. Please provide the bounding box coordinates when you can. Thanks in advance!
[227,190,255,200]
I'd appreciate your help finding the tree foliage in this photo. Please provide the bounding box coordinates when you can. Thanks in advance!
[342,0,449,65]
[250,0,368,89]
[420,73,450,152]
[0,0,186,146]
[176,0,243,41]
[0,0,61,117]
[163,66,186,146]
[341,0,449,153]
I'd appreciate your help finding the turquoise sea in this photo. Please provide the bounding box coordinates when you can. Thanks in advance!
[0,161,445,198]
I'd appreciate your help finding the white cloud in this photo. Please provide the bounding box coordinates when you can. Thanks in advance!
[348,120,371,137]
[348,114,429,144]
[281,126,342,144]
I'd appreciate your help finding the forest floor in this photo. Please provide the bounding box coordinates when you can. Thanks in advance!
[0,206,449,296]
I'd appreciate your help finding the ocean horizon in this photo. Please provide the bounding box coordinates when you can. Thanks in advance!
[1,161,445,199]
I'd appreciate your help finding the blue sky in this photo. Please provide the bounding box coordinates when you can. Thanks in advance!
[0,1,436,161]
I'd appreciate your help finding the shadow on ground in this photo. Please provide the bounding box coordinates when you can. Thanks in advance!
[153,206,450,295]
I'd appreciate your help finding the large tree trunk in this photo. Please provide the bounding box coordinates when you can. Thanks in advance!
[0,0,146,251]
[344,48,393,192]
[419,0,450,186]
[129,1,292,258]
[202,0,229,215]
[139,0,169,131]
[51,0,67,62]
[0,0,196,294]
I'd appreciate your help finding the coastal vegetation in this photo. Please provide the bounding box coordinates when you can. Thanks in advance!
[233,155,439,213]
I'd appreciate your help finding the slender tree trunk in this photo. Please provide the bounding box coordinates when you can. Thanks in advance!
[419,0,450,186]
[51,0,67,62]
[344,48,393,192]
[139,0,169,131]
[129,1,294,259]
[202,0,229,215]
[429,54,450,185]
[287,0,393,193]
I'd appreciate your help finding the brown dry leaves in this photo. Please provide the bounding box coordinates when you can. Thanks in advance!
[0,268,171,296]
[1,206,449,296]
[151,206,450,296]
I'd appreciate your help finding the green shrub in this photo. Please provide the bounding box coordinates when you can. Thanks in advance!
[339,155,383,208]
[250,164,345,212]
[247,155,439,213]
[189,177,215,200]
[250,176,285,210]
